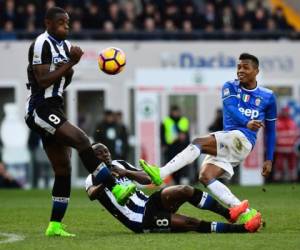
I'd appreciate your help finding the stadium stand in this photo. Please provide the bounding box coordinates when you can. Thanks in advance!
[0,0,298,40]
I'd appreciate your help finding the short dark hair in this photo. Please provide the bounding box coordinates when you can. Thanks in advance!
[45,7,66,20]
[239,53,259,68]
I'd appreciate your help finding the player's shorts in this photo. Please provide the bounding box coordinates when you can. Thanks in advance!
[202,130,252,180]
[142,190,171,233]
[25,97,67,145]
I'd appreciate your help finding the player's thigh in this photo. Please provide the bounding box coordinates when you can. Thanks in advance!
[192,134,217,155]
[161,185,194,212]
[170,213,200,232]
[43,140,72,176]
[54,120,90,150]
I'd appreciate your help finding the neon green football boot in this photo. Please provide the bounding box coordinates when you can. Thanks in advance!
[45,221,75,237]
[139,159,163,186]
[112,183,136,206]
[238,208,258,224]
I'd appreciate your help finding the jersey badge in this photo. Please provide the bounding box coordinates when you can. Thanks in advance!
[255,98,261,106]
[242,94,250,102]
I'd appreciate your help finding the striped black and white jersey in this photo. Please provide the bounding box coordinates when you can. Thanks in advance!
[26,31,72,114]
[85,160,149,233]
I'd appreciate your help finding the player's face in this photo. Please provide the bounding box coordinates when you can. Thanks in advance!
[93,144,112,166]
[47,13,69,40]
[237,60,258,84]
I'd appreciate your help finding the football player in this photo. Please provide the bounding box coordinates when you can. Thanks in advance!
[86,143,261,233]
[140,53,277,223]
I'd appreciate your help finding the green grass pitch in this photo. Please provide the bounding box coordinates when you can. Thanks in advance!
[0,184,300,250]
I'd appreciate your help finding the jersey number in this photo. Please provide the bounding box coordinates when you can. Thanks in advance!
[48,114,61,125]
[156,218,169,227]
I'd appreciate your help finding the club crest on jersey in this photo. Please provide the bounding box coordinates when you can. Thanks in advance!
[242,94,250,102]
[255,98,261,106]
[223,88,230,96]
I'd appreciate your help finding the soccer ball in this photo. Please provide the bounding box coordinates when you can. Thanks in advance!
[98,47,126,75]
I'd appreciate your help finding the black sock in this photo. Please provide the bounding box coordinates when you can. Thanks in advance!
[211,222,247,233]
[189,189,230,220]
[196,221,212,233]
[50,175,71,222]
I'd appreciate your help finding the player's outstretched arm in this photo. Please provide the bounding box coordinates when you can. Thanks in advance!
[112,166,152,185]
[33,46,83,89]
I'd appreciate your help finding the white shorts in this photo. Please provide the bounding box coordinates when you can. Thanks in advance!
[202,130,252,180]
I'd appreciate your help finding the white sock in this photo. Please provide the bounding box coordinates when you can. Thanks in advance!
[207,179,241,207]
[160,144,201,179]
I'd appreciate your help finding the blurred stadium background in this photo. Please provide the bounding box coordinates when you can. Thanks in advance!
[0,0,300,189]
[0,0,300,249]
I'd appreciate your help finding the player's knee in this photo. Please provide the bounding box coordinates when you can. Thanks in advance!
[74,132,90,151]
[192,138,202,148]
[198,171,212,186]
[177,185,193,196]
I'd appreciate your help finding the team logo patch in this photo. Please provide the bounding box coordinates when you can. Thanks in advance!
[242,94,250,102]
[223,88,230,96]
[255,98,261,106]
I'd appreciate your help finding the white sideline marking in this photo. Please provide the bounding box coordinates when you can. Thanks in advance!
[0,232,25,244]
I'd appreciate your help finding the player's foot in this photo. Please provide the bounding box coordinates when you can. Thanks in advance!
[244,212,262,233]
[112,183,136,206]
[229,200,249,223]
[239,208,258,224]
[45,221,75,237]
[139,159,163,186]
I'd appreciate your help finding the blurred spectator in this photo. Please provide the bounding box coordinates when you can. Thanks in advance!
[0,0,295,36]
[274,107,300,182]
[93,110,119,159]
[0,162,21,188]
[114,111,129,160]
[161,105,190,185]
[208,108,223,132]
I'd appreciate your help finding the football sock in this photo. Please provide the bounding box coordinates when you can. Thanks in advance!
[79,146,116,189]
[210,222,247,233]
[50,175,71,222]
[160,144,201,179]
[92,163,115,190]
[207,179,241,207]
[190,189,230,220]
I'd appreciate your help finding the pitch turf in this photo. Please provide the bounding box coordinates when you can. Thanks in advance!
[0,184,300,250]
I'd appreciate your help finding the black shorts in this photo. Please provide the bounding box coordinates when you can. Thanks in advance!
[25,98,67,145]
[142,189,171,233]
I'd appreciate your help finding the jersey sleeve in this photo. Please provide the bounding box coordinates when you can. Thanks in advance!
[112,160,140,172]
[32,40,52,65]
[85,174,94,191]
[264,93,277,161]
[265,94,277,121]
[222,82,237,100]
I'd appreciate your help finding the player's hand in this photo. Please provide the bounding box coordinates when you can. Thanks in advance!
[55,62,74,76]
[111,166,127,178]
[69,46,84,64]
[262,160,272,177]
[247,120,265,131]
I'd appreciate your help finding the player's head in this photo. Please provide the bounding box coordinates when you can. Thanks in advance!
[45,7,69,40]
[237,53,259,84]
[92,143,112,166]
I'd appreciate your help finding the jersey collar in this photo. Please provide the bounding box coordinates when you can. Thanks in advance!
[239,80,258,92]
[45,31,64,46]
